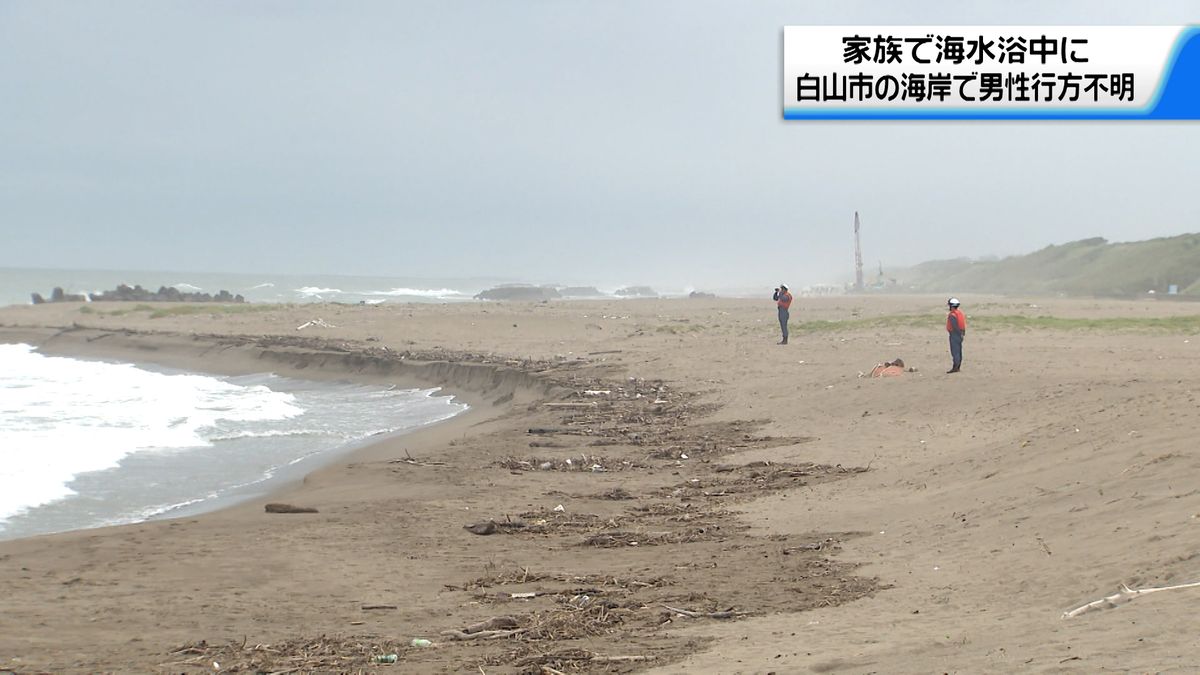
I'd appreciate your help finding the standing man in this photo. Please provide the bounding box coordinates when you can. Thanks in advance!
[946,297,966,373]
[773,284,793,345]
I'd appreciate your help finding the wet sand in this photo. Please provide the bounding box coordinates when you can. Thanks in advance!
[1,295,1198,673]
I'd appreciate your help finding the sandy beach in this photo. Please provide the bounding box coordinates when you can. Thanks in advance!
[1,295,1199,673]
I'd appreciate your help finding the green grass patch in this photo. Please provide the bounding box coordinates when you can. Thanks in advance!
[977,314,1200,332]
[796,314,933,332]
[793,313,1200,334]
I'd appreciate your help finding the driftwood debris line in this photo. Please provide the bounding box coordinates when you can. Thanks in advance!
[156,332,863,671]
[516,649,656,668]
[1063,580,1200,618]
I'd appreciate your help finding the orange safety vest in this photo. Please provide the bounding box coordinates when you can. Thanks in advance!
[946,308,966,332]
[777,291,793,310]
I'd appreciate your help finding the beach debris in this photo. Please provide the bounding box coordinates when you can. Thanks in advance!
[781,538,838,555]
[264,503,318,514]
[553,504,565,512]
[656,461,864,501]
[440,616,523,641]
[1062,579,1200,618]
[296,318,337,330]
[162,636,410,672]
[516,650,656,669]
[464,518,528,535]
[580,529,715,547]
[389,449,448,467]
[361,604,398,610]
[375,653,399,663]
[148,331,876,672]
[410,638,434,648]
[498,455,641,473]
[598,487,634,500]
[451,568,669,592]
[465,521,498,535]
[660,603,746,620]
[527,427,572,435]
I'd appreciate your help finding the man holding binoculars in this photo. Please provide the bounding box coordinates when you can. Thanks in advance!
[772,284,793,345]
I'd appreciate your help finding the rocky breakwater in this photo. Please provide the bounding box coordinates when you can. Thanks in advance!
[32,284,245,304]
[474,285,561,301]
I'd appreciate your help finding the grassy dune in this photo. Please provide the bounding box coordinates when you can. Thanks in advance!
[900,234,1200,297]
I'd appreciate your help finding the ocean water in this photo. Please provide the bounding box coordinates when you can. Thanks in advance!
[0,267,715,307]
[0,343,467,540]
[0,267,511,307]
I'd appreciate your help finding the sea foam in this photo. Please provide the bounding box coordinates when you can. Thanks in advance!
[0,343,302,523]
[0,343,466,538]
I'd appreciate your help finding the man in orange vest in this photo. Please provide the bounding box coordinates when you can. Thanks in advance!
[773,284,793,344]
[946,297,966,373]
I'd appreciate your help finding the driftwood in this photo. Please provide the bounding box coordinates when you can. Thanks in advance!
[264,503,318,514]
[441,616,523,641]
[1063,580,1200,618]
[296,318,336,330]
[517,650,655,667]
[661,603,744,619]
[389,449,448,467]
[464,521,498,535]
[464,518,528,536]
[441,628,524,641]
[360,604,397,611]
[465,616,520,632]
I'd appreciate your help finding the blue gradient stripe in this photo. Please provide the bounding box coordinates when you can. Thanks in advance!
[784,27,1200,120]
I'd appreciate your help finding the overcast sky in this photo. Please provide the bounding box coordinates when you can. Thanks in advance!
[1,1,1197,289]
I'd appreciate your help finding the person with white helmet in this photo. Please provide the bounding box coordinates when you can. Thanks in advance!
[946,297,966,373]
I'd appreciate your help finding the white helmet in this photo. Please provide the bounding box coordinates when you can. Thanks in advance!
[948,297,960,307]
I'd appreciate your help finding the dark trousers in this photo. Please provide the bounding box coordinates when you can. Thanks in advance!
[778,308,789,342]
[949,331,963,368]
